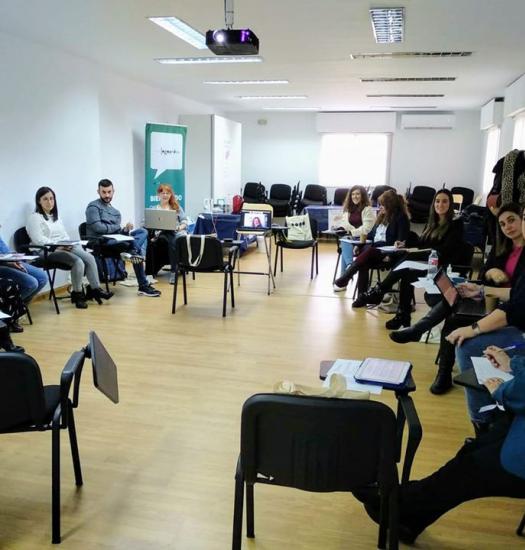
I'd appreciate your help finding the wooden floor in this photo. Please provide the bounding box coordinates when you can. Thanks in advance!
[2,241,524,549]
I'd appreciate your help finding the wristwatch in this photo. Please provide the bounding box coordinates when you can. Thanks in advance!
[471,322,481,336]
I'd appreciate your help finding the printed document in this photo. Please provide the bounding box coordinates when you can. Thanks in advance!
[322,359,382,395]
[471,356,514,384]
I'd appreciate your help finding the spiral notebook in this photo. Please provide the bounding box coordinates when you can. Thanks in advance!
[354,357,412,389]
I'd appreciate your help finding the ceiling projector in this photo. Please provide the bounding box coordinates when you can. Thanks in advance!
[206,28,259,55]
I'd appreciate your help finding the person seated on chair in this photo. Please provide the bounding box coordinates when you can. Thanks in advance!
[333,190,409,296]
[333,185,376,277]
[146,184,188,284]
[390,203,525,395]
[85,179,160,297]
[352,189,464,327]
[0,232,47,306]
[355,352,525,545]
[0,276,29,333]
[26,187,113,310]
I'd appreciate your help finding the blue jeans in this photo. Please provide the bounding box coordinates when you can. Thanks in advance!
[340,240,354,276]
[131,228,148,257]
[0,264,47,302]
[456,327,525,423]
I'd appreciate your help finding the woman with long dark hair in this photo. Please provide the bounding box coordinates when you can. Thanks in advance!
[352,189,464,328]
[334,185,376,276]
[26,187,113,309]
[333,189,410,295]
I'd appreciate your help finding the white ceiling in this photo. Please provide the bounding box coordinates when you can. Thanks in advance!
[1,0,524,112]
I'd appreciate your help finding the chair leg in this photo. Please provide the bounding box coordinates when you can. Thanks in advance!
[182,270,188,305]
[516,512,525,536]
[100,257,110,293]
[230,271,235,309]
[388,486,399,550]
[246,483,255,538]
[172,271,178,314]
[24,304,33,325]
[280,246,284,273]
[232,476,244,550]
[377,492,388,550]
[67,403,83,487]
[273,244,279,276]
[223,272,228,317]
[333,251,341,284]
[52,418,61,544]
[315,243,319,275]
[46,269,60,315]
[310,247,314,279]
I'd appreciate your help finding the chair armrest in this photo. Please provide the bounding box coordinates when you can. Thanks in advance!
[228,245,240,269]
[60,350,87,416]
[396,394,423,484]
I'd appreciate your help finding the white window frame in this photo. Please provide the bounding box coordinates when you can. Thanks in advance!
[318,133,391,189]
[482,126,501,196]
[512,113,525,150]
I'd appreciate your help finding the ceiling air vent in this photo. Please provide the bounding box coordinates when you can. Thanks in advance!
[350,51,472,60]
[361,77,456,82]
[367,94,444,98]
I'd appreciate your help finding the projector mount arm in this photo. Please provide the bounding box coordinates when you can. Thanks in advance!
[224,0,234,29]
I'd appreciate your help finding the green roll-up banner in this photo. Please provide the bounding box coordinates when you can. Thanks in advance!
[145,123,187,208]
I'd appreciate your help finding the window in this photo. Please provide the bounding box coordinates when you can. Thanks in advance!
[319,133,390,188]
[482,126,500,195]
[512,113,525,150]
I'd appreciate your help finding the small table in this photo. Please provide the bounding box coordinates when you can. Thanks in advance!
[319,360,421,484]
[193,213,255,253]
[235,229,276,295]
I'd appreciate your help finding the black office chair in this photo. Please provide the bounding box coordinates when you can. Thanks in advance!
[273,215,319,279]
[172,235,239,317]
[333,187,349,206]
[450,186,475,209]
[79,223,126,292]
[298,184,327,212]
[407,186,435,224]
[267,183,292,217]
[0,350,85,543]
[242,182,267,204]
[13,227,71,315]
[232,394,407,550]
[371,185,396,207]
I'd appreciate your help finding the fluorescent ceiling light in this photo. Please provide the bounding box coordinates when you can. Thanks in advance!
[148,16,207,49]
[156,56,263,64]
[263,107,320,111]
[350,51,472,60]
[239,95,307,100]
[370,106,437,110]
[361,77,456,82]
[369,7,404,44]
[367,94,444,98]
[204,79,289,85]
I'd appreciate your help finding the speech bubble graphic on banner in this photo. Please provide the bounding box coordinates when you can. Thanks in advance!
[150,132,183,179]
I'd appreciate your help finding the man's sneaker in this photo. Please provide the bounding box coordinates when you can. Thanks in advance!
[333,282,347,292]
[120,252,144,265]
[138,285,161,297]
[169,273,176,284]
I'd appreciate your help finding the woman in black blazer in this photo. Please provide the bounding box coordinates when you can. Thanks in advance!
[352,189,465,328]
[333,190,410,295]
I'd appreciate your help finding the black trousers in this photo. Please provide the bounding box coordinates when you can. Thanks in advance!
[400,417,525,532]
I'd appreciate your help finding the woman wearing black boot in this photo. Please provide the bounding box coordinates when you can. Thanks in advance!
[351,189,464,329]
[27,187,113,309]
[0,320,24,352]
[333,190,409,296]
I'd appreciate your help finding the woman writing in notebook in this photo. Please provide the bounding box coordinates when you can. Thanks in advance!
[351,189,464,328]
[333,190,409,295]
[146,184,188,283]
[333,185,376,276]
[26,187,112,309]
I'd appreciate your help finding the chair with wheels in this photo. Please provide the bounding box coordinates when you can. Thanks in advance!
[267,183,292,217]
[172,235,239,317]
[13,227,72,315]
[232,393,420,550]
[273,214,319,279]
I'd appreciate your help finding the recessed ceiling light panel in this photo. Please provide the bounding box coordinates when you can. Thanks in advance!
[369,7,404,44]
[156,56,263,64]
[148,16,207,49]
[238,95,307,100]
[367,94,444,98]
[263,107,320,111]
[350,51,472,60]
[361,77,456,82]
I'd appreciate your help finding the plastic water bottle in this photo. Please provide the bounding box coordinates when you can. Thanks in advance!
[427,249,439,280]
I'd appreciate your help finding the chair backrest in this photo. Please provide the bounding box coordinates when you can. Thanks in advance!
[13,227,30,253]
[0,353,46,431]
[410,185,435,203]
[450,186,475,208]
[452,194,464,212]
[370,185,396,206]
[78,222,87,239]
[243,182,266,203]
[240,394,398,492]
[175,235,225,271]
[333,188,349,206]
[303,184,327,204]
[269,184,292,201]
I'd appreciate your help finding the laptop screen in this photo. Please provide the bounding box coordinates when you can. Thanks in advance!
[434,270,459,308]
[89,331,119,404]
[240,210,271,229]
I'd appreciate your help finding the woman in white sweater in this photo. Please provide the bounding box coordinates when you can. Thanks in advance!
[26,187,113,309]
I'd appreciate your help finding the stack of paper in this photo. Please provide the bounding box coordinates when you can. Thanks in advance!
[322,359,383,395]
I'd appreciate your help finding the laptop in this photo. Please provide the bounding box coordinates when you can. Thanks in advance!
[89,331,119,404]
[238,209,272,232]
[144,208,179,231]
[433,269,486,317]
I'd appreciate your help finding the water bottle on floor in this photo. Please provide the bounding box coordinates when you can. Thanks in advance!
[427,249,439,280]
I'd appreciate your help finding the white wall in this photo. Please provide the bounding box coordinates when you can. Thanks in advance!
[227,110,484,197]
[0,30,214,252]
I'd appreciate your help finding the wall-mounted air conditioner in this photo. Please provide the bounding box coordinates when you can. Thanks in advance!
[401,114,455,130]
[480,99,504,130]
